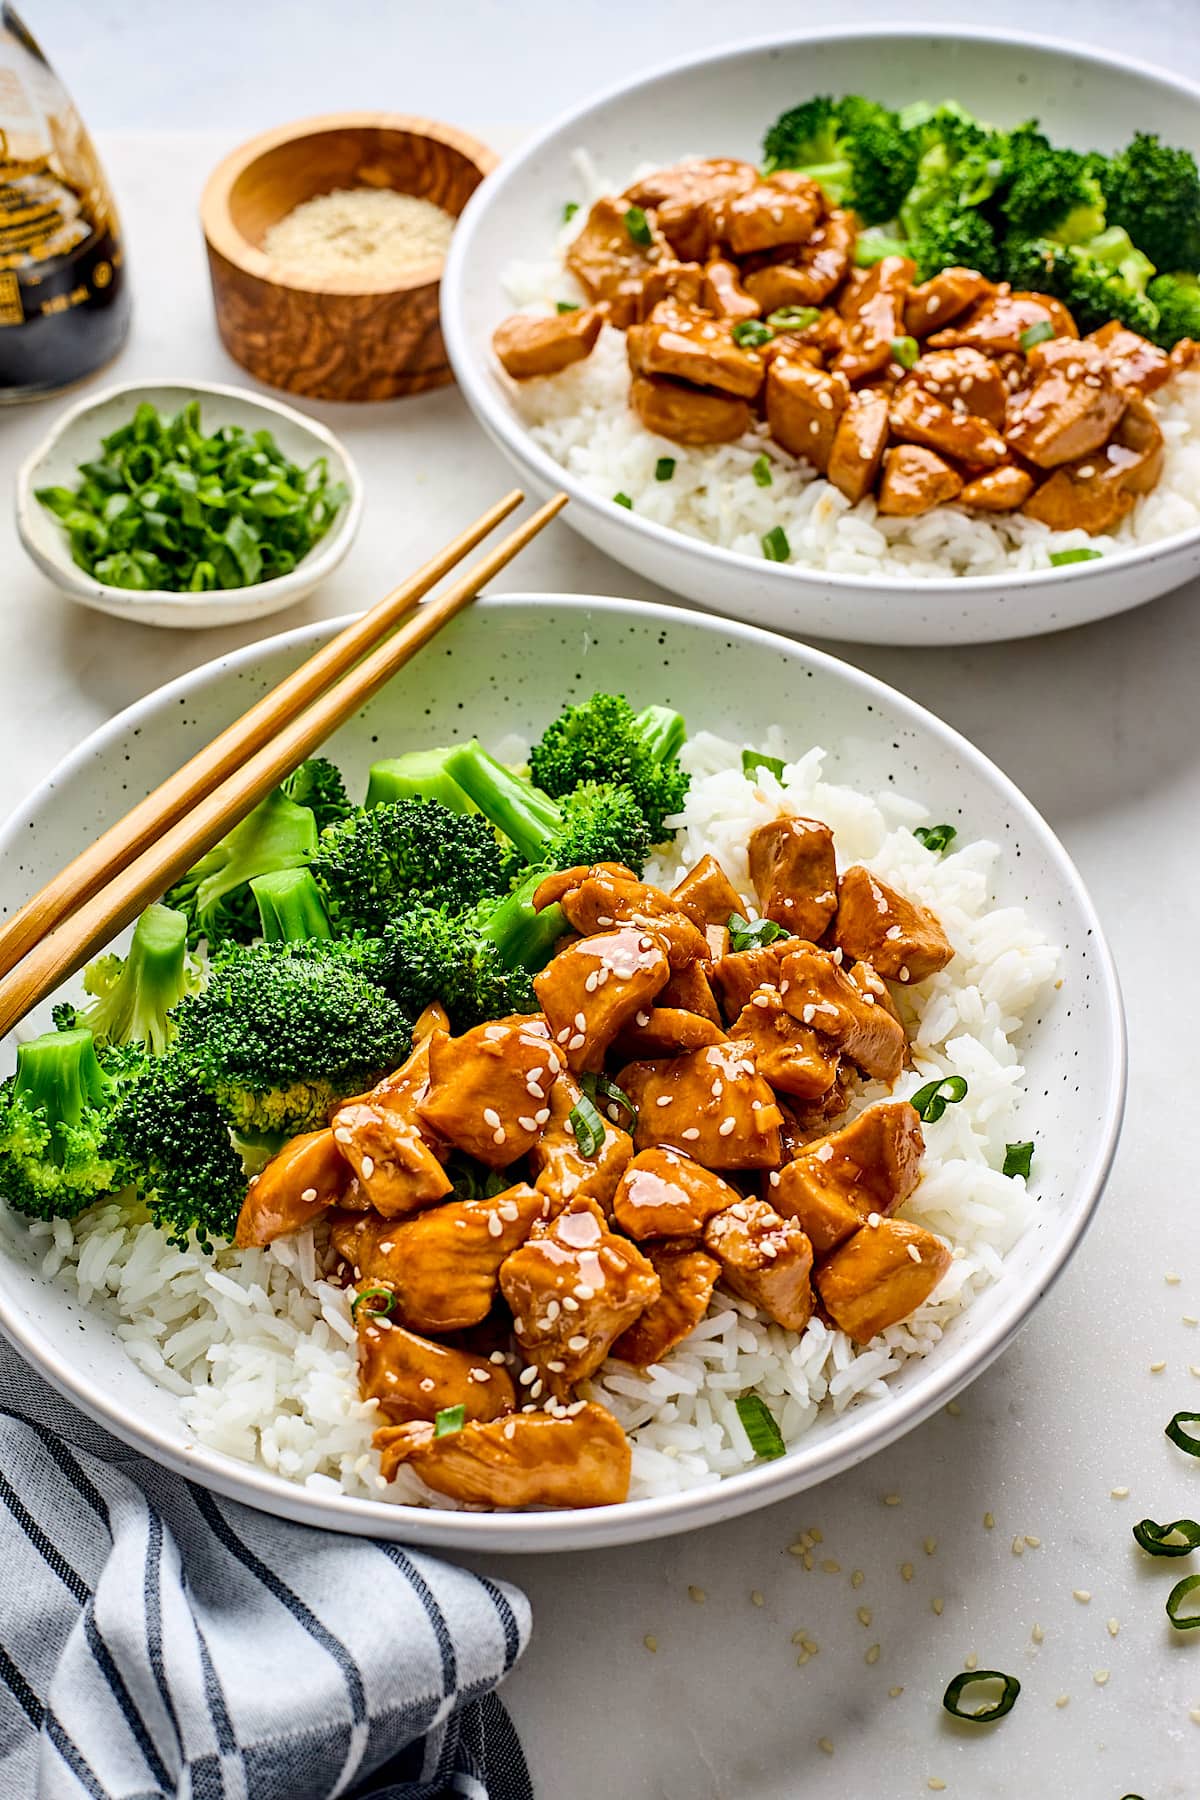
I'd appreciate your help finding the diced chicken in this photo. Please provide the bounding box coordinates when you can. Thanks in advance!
[711,179,824,255]
[1087,319,1172,398]
[625,158,759,262]
[234,1127,349,1247]
[835,255,916,384]
[827,390,890,503]
[1005,336,1126,470]
[747,814,839,938]
[500,1199,660,1395]
[776,1066,854,1150]
[888,379,1008,467]
[813,1218,952,1343]
[770,1100,924,1254]
[928,288,1077,355]
[658,958,722,1023]
[612,1007,728,1060]
[629,304,765,399]
[959,463,1035,511]
[705,923,730,963]
[329,1099,452,1218]
[329,1183,546,1333]
[531,862,639,909]
[765,357,850,470]
[834,865,954,983]
[529,1071,633,1214]
[904,268,993,338]
[779,941,906,1082]
[357,1316,515,1424]
[612,1145,742,1240]
[847,957,902,1024]
[1171,337,1200,373]
[618,1038,783,1168]
[670,854,744,928]
[909,346,1007,427]
[731,984,841,1100]
[743,209,856,309]
[533,925,671,1073]
[544,870,711,970]
[710,938,795,1018]
[565,195,670,302]
[638,261,705,317]
[417,1019,562,1168]
[702,258,761,321]
[612,1241,721,1364]
[630,372,753,445]
[876,445,963,516]
[493,306,605,380]
[1020,459,1131,534]
[703,1197,814,1330]
[375,1402,631,1508]
[1110,394,1165,493]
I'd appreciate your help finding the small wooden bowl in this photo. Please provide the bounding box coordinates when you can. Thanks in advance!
[201,113,496,403]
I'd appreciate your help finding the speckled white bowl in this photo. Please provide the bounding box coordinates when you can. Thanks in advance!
[0,596,1125,1550]
[15,379,362,629]
[441,26,1200,645]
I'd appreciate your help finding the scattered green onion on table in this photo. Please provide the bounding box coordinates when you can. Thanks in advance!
[942,1670,1021,1722]
[36,400,346,593]
[1132,1517,1200,1556]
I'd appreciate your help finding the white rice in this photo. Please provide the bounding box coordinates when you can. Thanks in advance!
[15,732,1058,1507]
[499,163,1200,580]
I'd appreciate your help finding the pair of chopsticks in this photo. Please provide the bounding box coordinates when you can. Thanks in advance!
[0,488,566,1041]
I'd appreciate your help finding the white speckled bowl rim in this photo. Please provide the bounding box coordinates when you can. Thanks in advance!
[0,595,1126,1550]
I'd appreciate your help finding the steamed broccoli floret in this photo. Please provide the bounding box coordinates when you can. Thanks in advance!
[69,903,198,1056]
[908,202,1001,282]
[1001,227,1159,336]
[172,940,412,1135]
[898,102,1007,241]
[1147,271,1200,347]
[280,757,353,833]
[0,1028,129,1220]
[250,866,333,942]
[1102,132,1200,274]
[761,94,916,225]
[525,693,688,843]
[112,1059,245,1250]
[999,128,1107,244]
[444,739,653,873]
[164,784,319,949]
[310,796,508,934]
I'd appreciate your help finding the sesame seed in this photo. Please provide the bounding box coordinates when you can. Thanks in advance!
[821,1559,841,1574]
[851,1569,865,1589]
[483,1108,501,1129]
[983,1512,995,1530]
[817,1738,834,1756]
[907,1244,922,1265]
[519,1366,538,1386]
[519,1116,538,1132]
[1166,1273,1182,1285]
[489,1350,507,1365]
[1093,1670,1110,1687]
[946,1400,961,1417]
[567,1334,589,1352]
[419,1377,435,1392]
[1055,1695,1069,1709]
[681,1127,700,1140]
[1012,1537,1025,1557]
[487,1214,503,1238]
[928,1782,946,1793]
[857,1606,872,1627]
[1024,1535,1041,1549]
[924,1537,937,1556]
[888,1685,904,1698]
[751,1590,765,1607]
[1032,1623,1045,1644]
[299,1187,318,1204]
[688,1585,706,1604]
[493,1127,507,1146]
[562,1294,579,1311]
[866,1644,880,1665]
[1110,1487,1129,1499]
[883,1493,902,1507]
[901,1562,914,1582]
[643,1635,657,1653]
[1073,1589,1091,1604]
[932,1597,944,1616]
[334,1128,352,1145]
[1151,1360,1166,1374]
[718,1118,736,1136]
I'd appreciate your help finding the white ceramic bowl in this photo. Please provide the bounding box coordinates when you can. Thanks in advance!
[0,596,1125,1551]
[15,378,363,629]
[441,26,1200,646]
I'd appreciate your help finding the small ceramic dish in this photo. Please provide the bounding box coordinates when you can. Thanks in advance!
[15,378,363,629]
[201,113,496,402]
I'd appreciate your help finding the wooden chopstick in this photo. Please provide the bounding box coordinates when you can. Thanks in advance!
[0,491,567,1042]
[0,488,526,983]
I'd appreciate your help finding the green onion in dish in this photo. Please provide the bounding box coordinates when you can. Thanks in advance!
[1049,547,1103,567]
[655,457,676,482]
[732,319,774,348]
[35,399,346,594]
[1132,1517,1200,1557]
[762,524,790,563]
[734,1393,786,1460]
[751,454,774,488]
[942,1670,1021,1722]
[1019,320,1056,352]
[913,823,957,853]
[1166,1572,1200,1631]
[766,305,820,333]
[742,748,786,781]
[1166,1412,1200,1456]
[568,1093,606,1157]
[582,1071,637,1128]
[728,912,790,953]
[351,1284,396,1320]
[1002,1141,1034,1179]
[623,205,653,246]
[613,492,633,510]
[434,1405,466,1439]
[556,300,580,314]
[890,335,919,369]
[910,1075,969,1124]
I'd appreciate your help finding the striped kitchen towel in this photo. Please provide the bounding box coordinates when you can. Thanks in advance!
[0,1340,533,1800]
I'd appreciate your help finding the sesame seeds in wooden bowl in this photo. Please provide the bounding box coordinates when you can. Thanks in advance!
[201,113,496,402]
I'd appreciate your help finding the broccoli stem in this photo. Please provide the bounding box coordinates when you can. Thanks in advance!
[14,1028,113,1141]
[634,704,687,766]
[478,870,566,972]
[444,740,563,862]
[250,868,332,942]
[365,750,478,815]
[77,903,192,1054]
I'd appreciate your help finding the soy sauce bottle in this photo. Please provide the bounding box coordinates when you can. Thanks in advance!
[0,5,130,402]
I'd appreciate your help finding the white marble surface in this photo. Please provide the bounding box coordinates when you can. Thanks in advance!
[4,7,1200,1795]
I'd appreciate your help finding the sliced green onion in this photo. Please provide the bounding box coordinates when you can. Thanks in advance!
[942,1670,1021,1722]
[751,454,773,488]
[655,457,676,482]
[891,335,919,369]
[556,300,580,314]
[761,524,790,563]
[434,1404,466,1439]
[732,319,773,348]
[613,491,633,510]
[582,1070,638,1128]
[1166,1572,1200,1630]
[766,305,820,332]
[351,1284,395,1320]
[562,201,579,223]
[568,1093,606,1157]
[913,823,957,853]
[1019,319,1055,351]
[735,1393,786,1459]
[1049,547,1102,566]
[1166,1411,1200,1456]
[1133,1517,1200,1557]
[742,748,786,781]
[728,911,791,953]
[1002,1141,1034,1179]
[624,205,652,247]
[911,1075,969,1124]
